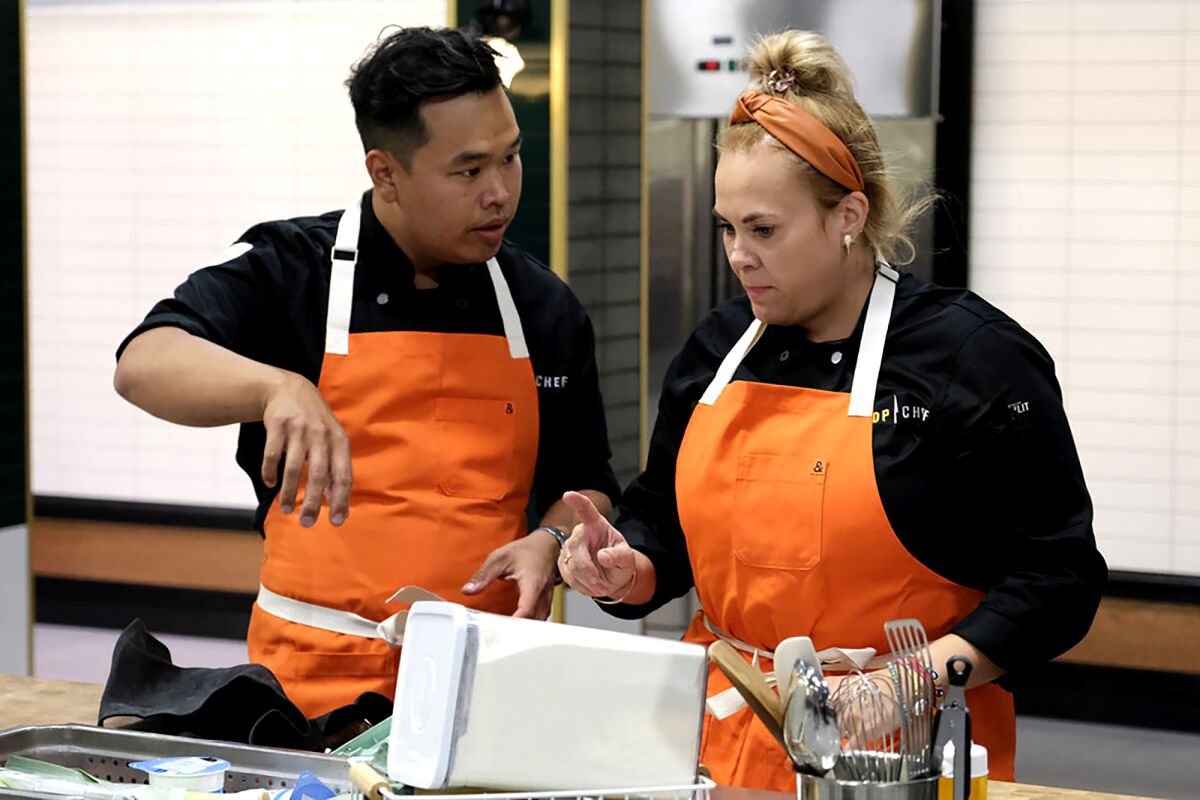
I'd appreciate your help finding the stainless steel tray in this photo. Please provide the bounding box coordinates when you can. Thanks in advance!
[0,724,353,797]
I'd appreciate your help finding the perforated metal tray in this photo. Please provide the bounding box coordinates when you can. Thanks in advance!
[0,724,352,798]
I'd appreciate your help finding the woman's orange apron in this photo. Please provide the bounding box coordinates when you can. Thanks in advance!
[674,265,1016,790]
[248,196,539,716]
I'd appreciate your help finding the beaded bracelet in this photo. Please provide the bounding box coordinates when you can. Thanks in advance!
[930,667,946,699]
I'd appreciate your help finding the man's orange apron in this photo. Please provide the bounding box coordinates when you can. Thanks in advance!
[247,196,539,717]
[674,265,1016,791]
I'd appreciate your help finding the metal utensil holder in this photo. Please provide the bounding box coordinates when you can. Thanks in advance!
[796,773,938,800]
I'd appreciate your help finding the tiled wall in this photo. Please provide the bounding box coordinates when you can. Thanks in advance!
[970,0,1200,576]
[26,0,447,508]
[566,0,643,485]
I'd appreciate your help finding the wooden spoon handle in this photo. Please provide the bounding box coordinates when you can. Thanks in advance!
[708,640,788,751]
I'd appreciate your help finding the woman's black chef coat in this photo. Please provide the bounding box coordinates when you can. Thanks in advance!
[611,271,1107,686]
[117,191,620,529]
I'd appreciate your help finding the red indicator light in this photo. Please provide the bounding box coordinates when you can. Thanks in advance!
[697,60,721,71]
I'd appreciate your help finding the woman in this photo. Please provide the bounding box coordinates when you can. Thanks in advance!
[558,30,1105,790]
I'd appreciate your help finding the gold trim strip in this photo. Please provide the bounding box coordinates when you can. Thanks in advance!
[552,0,571,623]
[550,2,570,624]
[446,0,456,28]
[549,0,569,282]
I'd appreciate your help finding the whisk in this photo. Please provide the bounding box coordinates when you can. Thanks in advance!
[828,670,903,783]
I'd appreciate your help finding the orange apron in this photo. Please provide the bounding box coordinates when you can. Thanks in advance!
[675,265,1016,791]
[248,196,539,717]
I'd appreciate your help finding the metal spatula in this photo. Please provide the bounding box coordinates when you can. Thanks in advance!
[884,618,937,781]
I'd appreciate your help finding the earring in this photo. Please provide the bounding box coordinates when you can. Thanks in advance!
[843,233,855,254]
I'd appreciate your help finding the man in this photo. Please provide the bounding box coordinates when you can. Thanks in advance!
[114,27,619,716]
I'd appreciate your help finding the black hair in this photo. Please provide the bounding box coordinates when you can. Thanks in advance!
[346,27,502,166]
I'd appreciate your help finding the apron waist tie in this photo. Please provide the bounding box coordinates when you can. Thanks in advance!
[255,584,443,648]
[701,616,889,719]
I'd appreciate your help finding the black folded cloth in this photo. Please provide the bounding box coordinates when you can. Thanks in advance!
[99,620,391,751]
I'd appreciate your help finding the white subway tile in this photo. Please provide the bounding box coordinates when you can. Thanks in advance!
[1072,418,1174,451]
[973,153,1071,182]
[976,210,1071,240]
[1073,153,1181,183]
[1075,32,1184,63]
[1069,212,1178,243]
[976,2,1073,34]
[1068,182,1181,214]
[976,92,1073,124]
[976,63,1072,94]
[1069,271,1178,303]
[970,268,1068,300]
[1176,483,1200,514]
[973,180,1071,211]
[976,33,1071,64]
[1067,359,1174,392]
[1074,2,1185,32]
[1068,299,1177,333]
[1065,389,1173,422]
[1070,328,1171,359]
[1073,63,1184,94]
[970,236,1069,271]
[1171,417,1200,453]
[1088,476,1172,511]
[973,124,1072,154]
[1073,93,1181,124]
[1067,242,1177,272]
[1080,448,1173,482]
[1071,124,1181,154]
[1094,537,1171,572]
[1091,508,1174,542]
[1173,542,1200,575]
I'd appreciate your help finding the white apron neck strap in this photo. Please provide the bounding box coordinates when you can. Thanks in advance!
[485,257,530,359]
[698,318,765,406]
[847,262,899,417]
[324,200,528,360]
[698,263,898,412]
[324,196,363,356]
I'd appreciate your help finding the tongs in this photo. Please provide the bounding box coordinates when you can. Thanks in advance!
[930,655,973,800]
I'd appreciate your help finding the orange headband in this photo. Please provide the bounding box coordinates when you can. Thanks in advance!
[729,91,864,193]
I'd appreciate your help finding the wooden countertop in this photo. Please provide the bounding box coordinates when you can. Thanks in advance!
[0,673,104,728]
[0,674,1152,799]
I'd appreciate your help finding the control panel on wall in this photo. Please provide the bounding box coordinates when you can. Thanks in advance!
[647,0,937,119]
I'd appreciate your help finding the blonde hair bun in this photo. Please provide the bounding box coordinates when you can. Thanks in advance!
[747,30,854,99]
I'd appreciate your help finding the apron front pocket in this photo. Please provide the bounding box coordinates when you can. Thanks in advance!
[732,453,826,570]
[435,396,518,501]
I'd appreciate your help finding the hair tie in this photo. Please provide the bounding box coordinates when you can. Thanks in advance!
[766,68,798,94]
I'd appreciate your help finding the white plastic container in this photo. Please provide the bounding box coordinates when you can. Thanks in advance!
[129,757,230,794]
[386,601,708,792]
